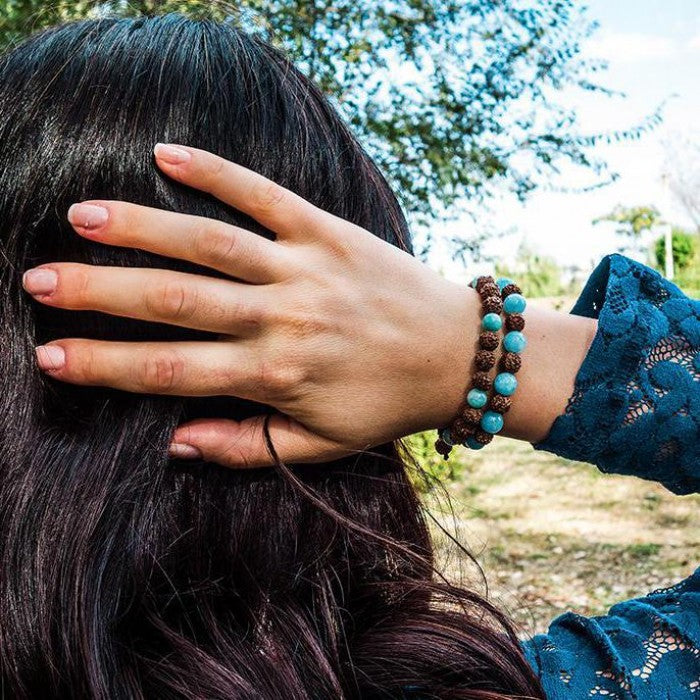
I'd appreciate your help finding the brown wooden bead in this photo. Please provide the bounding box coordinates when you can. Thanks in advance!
[501,352,522,373]
[478,331,499,351]
[473,429,494,446]
[475,350,496,371]
[451,423,475,442]
[453,416,469,432]
[475,276,495,294]
[490,394,512,414]
[472,372,492,391]
[461,407,482,425]
[506,313,525,332]
[501,283,521,298]
[482,296,503,314]
[479,282,500,299]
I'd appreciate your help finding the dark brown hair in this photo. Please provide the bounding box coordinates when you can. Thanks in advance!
[0,14,543,699]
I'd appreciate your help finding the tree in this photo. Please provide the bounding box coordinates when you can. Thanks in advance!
[654,228,696,271]
[2,0,660,256]
[594,205,661,258]
[495,243,574,298]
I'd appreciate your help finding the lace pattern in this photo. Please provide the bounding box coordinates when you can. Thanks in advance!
[523,255,700,698]
[522,571,700,699]
[535,254,700,494]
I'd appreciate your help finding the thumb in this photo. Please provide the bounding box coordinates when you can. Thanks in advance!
[168,413,349,468]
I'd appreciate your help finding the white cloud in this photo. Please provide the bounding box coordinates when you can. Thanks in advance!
[687,32,700,50]
[585,31,677,64]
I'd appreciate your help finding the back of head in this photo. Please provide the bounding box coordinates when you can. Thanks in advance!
[0,14,542,699]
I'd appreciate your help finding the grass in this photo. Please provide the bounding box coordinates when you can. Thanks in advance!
[420,438,699,637]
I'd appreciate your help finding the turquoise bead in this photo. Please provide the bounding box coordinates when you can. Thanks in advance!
[470,276,480,289]
[439,427,455,447]
[467,389,488,409]
[504,331,527,353]
[482,312,503,332]
[465,436,485,450]
[496,277,514,291]
[481,411,504,434]
[494,372,518,396]
[503,293,527,314]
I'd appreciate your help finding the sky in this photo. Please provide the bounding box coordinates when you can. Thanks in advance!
[431,0,700,282]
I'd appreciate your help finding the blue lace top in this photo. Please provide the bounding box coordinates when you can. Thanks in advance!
[523,254,700,699]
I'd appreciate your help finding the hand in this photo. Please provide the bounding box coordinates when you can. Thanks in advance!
[22,144,479,468]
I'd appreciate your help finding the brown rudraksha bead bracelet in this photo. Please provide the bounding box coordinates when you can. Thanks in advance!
[434,275,502,459]
[434,276,527,459]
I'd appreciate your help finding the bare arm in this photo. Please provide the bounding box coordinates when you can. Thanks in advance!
[22,144,597,467]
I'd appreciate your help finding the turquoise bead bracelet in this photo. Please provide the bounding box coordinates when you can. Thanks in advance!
[434,275,504,459]
[464,277,527,449]
[466,278,527,447]
[435,274,528,458]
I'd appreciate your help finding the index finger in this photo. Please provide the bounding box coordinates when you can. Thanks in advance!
[153,143,334,239]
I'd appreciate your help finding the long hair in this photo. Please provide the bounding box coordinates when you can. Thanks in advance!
[0,15,543,699]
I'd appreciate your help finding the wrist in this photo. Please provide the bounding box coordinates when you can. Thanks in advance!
[423,278,481,430]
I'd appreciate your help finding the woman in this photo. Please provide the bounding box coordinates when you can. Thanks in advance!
[1,13,544,699]
[4,12,699,700]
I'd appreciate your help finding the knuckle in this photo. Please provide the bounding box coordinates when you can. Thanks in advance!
[140,350,186,392]
[220,440,254,469]
[254,359,303,395]
[66,265,93,308]
[206,155,226,180]
[145,280,198,322]
[194,223,238,266]
[251,180,286,213]
[326,234,360,263]
[72,343,99,383]
[233,297,265,334]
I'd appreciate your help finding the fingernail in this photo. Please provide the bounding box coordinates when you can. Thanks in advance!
[23,268,57,295]
[67,203,109,230]
[35,345,65,371]
[168,443,203,460]
[154,143,191,165]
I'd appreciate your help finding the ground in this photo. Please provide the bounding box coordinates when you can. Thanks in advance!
[424,438,699,637]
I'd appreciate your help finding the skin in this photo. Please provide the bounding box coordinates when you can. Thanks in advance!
[21,144,598,468]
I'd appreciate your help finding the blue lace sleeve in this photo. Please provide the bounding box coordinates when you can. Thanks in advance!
[534,253,700,495]
[523,570,700,699]
[522,254,700,698]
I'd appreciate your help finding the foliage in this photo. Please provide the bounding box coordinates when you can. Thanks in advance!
[652,228,700,298]
[403,431,464,493]
[495,243,577,298]
[0,0,661,256]
[654,228,696,272]
[594,205,661,237]
[594,205,662,257]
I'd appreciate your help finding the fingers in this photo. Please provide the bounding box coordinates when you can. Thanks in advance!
[34,339,268,398]
[23,263,268,336]
[67,200,290,284]
[169,414,349,468]
[153,143,338,240]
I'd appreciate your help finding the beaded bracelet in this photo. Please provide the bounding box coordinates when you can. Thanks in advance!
[434,276,527,459]
[463,277,527,451]
[434,275,502,459]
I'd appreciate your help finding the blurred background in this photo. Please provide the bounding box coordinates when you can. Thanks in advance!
[2,0,698,635]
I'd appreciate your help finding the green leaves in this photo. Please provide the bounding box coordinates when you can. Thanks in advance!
[655,229,697,272]
[595,205,662,238]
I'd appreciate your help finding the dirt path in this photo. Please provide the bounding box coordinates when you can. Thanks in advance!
[424,438,699,636]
